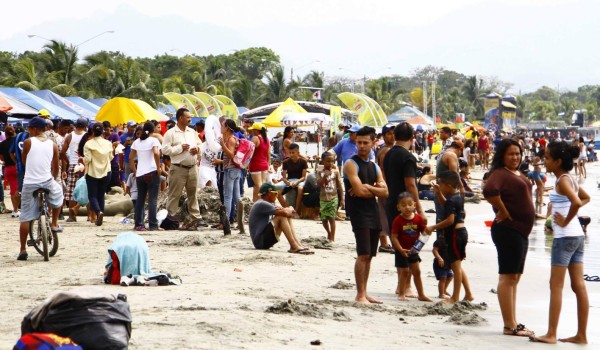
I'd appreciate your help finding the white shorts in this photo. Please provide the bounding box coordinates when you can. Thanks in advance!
[198,165,218,189]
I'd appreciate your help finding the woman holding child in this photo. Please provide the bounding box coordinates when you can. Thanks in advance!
[483,139,536,337]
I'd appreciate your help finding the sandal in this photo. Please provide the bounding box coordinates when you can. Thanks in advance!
[503,324,534,337]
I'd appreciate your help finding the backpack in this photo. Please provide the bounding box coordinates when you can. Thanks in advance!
[232,137,255,169]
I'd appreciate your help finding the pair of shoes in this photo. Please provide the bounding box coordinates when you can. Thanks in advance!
[195,219,208,227]
[96,212,104,226]
[11,211,20,218]
[134,226,147,231]
[503,324,534,337]
[17,251,28,261]
[51,225,64,233]
[378,245,395,254]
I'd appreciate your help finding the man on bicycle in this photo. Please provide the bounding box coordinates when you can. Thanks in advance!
[17,117,64,261]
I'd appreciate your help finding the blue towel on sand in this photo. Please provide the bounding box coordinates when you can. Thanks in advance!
[105,232,152,277]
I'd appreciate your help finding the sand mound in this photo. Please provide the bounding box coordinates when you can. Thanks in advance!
[161,234,221,247]
[397,301,487,325]
[265,299,351,321]
[301,236,334,250]
[329,280,355,290]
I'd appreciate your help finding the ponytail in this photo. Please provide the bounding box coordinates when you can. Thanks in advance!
[140,121,155,141]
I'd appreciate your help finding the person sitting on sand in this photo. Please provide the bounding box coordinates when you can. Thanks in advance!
[248,183,314,255]
[390,192,432,302]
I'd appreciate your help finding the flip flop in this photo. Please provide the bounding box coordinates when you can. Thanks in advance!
[288,248,315,255]
[17,252,28,261]
[96,212,104,226]
[51,225,64,233]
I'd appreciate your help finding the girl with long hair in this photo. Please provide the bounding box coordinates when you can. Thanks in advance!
[129,122,162,231]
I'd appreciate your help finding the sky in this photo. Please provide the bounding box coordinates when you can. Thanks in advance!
[1,0,599,93]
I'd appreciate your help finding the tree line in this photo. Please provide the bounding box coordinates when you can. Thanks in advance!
[1,43,600,125]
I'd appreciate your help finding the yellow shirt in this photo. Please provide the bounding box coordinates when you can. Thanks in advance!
[84,136,114,178]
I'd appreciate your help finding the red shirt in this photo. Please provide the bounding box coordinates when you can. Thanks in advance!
[427,134,434,145]
[478,136,489,151]
[539,137,547,148]
[391,214,426,249]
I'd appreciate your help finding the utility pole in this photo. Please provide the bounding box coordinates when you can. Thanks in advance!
[422,81,428,116]
[431,81,436,120]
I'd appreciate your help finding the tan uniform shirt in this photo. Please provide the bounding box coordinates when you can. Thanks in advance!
[162,126,202,167]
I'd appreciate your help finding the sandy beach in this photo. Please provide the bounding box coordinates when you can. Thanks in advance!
[1,164,599,349]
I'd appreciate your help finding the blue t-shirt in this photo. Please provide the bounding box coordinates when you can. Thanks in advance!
[120,132,135,162]
[332,138,374,166]
[10,131,29,173]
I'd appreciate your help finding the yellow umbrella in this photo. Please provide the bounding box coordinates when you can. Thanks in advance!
[95,97,168,125]
[262,98,307,127]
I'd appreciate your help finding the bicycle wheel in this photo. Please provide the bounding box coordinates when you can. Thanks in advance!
[28,216,50,261]
[49,229,59,257]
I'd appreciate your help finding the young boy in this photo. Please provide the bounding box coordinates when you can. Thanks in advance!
[432,233,454,299]
[282,143,308,214]
[125,164,138,208]
[390,192,432,302]
[425,170,473,304]
[528,156,545,216]
[317,152,343,242]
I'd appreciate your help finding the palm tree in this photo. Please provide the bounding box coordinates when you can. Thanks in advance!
[462,75,487,118]
[43,40,79,86]
[262,65,298,103]
[10,57,61,90]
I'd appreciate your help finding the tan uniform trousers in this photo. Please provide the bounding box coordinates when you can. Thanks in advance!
[167,164,201,218]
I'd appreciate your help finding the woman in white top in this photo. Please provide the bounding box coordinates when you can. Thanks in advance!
[577,137,587,179]
[129,122,162,231]
[531,141,590,344]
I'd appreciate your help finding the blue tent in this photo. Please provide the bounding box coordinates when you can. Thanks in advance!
[0,87,79,120]
[65,96,100,115]
[88,98,108,107]
[387,105,433,124]
[30,90,96,119]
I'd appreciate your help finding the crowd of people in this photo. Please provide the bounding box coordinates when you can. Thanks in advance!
[1,108,590,344]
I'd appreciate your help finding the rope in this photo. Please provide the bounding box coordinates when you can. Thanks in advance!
[584,274,599,282]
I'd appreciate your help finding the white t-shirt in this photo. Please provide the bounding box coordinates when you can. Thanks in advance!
[132,137,162,176]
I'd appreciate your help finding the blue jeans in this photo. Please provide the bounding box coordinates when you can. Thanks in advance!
[223,168,241,224]
[135,171,160,229]
[86,174,109,214]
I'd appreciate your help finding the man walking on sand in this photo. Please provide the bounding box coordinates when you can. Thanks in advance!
[248,183,314,254]
[344,126,388,304]
[162,107,207,228]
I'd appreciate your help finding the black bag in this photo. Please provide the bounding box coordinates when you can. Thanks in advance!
[301,180,320,208]
[160,214,180,230]
[22,294,132,350]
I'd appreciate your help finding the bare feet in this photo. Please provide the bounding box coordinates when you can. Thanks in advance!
[405,289,417,298]
[355,297,370,305]
[443,298,458,304]
[529,334,556,343]
[398,295,408,301]
[418,295,433,302]
[366,295,383,304]
[559,335,587,344]
[438,294,450,299]
[463,295,474,302]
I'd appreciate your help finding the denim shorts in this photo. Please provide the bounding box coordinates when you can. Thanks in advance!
[551,236,584,266]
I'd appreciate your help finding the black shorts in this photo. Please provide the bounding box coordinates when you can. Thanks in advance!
[491,224,528,274]
[395,251,421,268]
[253,223,278,250]
[353,228,380,257]
[446,227,468,264]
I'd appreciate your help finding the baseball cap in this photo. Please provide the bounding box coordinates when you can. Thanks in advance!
[248,122,265,131]
[75,118,89,128]
[28,117,48,129]
[38,109,50,118]
[382,123,395,134]
[349,125,361,133]
[126,120,137,127]
[258,182,278,195]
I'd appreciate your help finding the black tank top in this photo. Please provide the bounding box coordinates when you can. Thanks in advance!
[343,155,381,230]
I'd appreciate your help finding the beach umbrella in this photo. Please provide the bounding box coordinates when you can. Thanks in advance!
[262,98,307,127]
[29,90,96,119]
[95,97,169,125]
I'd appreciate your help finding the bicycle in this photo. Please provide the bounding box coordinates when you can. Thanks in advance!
[27,188,58,261]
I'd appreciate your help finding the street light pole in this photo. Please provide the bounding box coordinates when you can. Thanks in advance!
[76,30,115,48]
[290,60,320,81]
